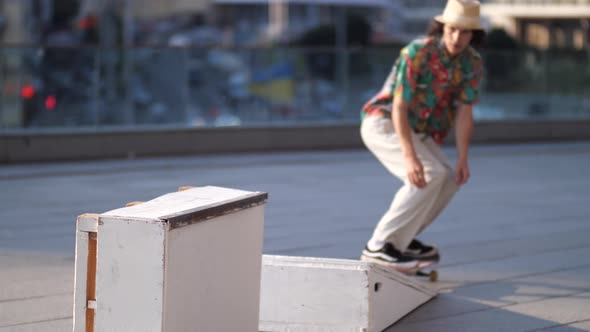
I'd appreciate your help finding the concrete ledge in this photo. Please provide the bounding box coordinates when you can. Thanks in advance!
[1,120,589,163]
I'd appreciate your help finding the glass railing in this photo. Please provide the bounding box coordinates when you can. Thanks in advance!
[1,46,589,131]
[484,0,590,4]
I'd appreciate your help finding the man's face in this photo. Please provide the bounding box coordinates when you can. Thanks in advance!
[443,24,473,55]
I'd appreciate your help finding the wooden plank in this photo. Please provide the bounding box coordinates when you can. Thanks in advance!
[73,231,88,332]
[85,232,97,332]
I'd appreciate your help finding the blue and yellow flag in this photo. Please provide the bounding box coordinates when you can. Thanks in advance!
[249,62,295,103]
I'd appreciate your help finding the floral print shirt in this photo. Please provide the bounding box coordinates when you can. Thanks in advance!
[362,37,483,144]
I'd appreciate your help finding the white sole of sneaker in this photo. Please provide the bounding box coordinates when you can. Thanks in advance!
[359,254,420,272]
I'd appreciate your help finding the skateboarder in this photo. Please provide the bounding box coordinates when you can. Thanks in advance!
[360,0,485,272]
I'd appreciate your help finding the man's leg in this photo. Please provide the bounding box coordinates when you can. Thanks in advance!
[415,138,459,235]
[361,117,451,253]
[377,170,452,252]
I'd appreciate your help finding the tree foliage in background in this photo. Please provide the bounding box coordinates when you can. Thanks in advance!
[484,27,589,94]
[52,0,80,27]
[294,14,371,47]
[486,28,520,50]
[543,47,590,94]
[484,28,524,92]
[291,14,372,80]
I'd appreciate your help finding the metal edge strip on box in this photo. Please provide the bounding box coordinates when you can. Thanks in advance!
[163,192,268,230]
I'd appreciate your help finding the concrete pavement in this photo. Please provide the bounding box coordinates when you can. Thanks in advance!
[1,142,590,331]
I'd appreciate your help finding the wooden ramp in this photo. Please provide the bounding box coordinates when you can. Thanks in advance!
[73,186,268,332]
[259,255,437,332]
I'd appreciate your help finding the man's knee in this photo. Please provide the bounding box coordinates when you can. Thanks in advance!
[438,167,459,193]
[426,164,453,184]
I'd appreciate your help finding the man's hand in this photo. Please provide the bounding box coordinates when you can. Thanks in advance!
[455,159,470,185]
[455,104,473,186]
[405,155,427,188]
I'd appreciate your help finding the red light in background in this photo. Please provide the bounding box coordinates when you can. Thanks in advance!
[79,15,97,29]
[21,85,35,99]
[45,95,56,111]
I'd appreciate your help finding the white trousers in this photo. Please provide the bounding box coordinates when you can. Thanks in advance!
[361,116,459,252]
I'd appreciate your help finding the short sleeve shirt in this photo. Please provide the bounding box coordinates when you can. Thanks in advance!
[361,37,483,144]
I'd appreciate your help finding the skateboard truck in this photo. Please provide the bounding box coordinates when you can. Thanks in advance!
[416,269,438,282]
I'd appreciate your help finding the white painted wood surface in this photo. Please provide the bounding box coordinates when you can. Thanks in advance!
[72,186,266,332]
[163,206,265,331]
[259,255,437,332]
[95,217,166,332]
[103,186,261,220]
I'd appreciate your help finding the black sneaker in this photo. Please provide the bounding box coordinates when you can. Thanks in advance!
[361,243,420,269]
[404,239,439,261]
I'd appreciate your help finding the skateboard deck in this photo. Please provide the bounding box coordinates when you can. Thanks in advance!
[411,261,438,282]
[415,269,438,282]
[360,256,439,282]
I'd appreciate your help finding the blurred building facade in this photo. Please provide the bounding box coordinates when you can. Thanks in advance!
[482,0,590,50]
[397,0,590,49]
[211,0,398,45]
[2,0,588,48]
[0,0,589,131]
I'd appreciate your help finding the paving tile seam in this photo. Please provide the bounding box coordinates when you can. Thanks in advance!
[0,253,74,265]
[440,263,590,292]
[0,233,74,243]
[399,288,590,326]
[0,221,80,232]
[0,226,76,237]
[2,236,588,270]
[265,222,590,249]
[263,226,373,240]
[0,316,72,329]
[269,243,333,255]
[525,318,590,332]
[438,243,590,269]
[3,142,588,181]
[437,227,590,251]
[429,219,590,240]
[0,292,71,304]
[438,233,590,254]
[0,156,371,181]
[1,140,587,171]
[493,148,590,158]
[266,239,590,263]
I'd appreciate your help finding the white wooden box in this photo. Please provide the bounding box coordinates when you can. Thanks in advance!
[259,255,437,332]
[73,186,267,332]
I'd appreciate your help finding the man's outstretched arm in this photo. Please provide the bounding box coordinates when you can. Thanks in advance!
[455,104,474,185]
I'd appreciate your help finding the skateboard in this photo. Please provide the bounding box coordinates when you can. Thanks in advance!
[408,261,438,282]
[360,256,439,282]
[415,269,438,282]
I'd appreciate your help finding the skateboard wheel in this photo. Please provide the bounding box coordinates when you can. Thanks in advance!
[429,270,438,282]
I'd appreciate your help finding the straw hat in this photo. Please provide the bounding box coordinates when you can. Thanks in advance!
[435,0,483,30]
